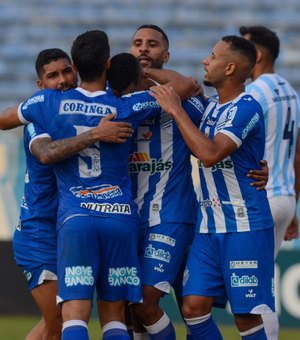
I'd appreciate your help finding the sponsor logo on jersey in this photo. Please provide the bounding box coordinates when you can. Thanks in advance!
[80,202,131,214]
[188,96,205,112]
[59,100,115,116]
[272,93,296,102]
[139,118,156,126]
[226,106,238,125]
[230,260,258,269]
[132,100,159,112]
[23,270,32,282]
[71,184,122,200]
[198,159,234,172]
[135,130,152,142]
[129,152,172,175]
[242,112,260,139]
[231,273,258,287]
[154,263,165,273]
[65,266,94,287]
[152,203,160,212]
[22,95,45,110]
[144,244,171,263]
[108,267,140,286]
[245,289,256,298]
[199,198,221,208]
[149,233,176,247]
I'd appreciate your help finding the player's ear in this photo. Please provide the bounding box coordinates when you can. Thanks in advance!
[256,49,263,63]
[225,62,236,76]
[36,79,44,89]
[163,51,170,64]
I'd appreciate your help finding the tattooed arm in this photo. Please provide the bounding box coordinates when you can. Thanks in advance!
[31,113,133,164]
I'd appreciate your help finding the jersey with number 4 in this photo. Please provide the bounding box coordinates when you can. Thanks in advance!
[246,74,300,198]
[17,87,161,227]
[197,92,274,233]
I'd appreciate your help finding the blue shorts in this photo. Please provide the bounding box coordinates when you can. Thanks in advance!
[57,215,142,304]
[13,228,57,290]
[140,222,195,294]
[182,229,275,314]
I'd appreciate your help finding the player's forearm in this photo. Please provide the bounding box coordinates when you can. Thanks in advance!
[145,68,197,100]
[31,129,98,164]
[171,107,229,167]
[0,105,23,130]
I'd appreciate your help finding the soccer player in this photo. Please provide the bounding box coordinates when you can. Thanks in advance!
[13,48,77,340]
[129,25,269,340]
[1,30,197,339]
[150,35,275,340]
[11,48,135,340]
[240,25,300,340]
[129,25,204,340]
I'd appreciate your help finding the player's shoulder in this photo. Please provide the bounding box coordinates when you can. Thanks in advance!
[235,93,263,116]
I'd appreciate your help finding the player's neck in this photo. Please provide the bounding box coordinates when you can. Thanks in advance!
[217,83,245,104]
[79,73,107,92]
[251,64,275,81]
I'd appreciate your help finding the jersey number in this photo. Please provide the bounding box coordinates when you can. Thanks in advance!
[74,125,101,178]
[283,107,294,158]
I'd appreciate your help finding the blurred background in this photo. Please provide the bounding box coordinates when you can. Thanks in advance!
[0,0,299,330]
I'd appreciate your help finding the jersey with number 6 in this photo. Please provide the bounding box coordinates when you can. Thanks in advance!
[246,74,300,198]
[17,87,161,227]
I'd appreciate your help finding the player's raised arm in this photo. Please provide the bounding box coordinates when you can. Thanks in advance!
[144,67,200,100]
[0,104,23,130]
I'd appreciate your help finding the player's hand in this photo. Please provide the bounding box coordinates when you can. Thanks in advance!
[94,113,133,143]
[284,215,299,241]
[150,85,182,116]
[190,77,206,100]
[247,159,269,190]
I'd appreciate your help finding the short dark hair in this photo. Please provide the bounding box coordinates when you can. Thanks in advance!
[239,26,280,61]
[134,24,169,49]
[222,35,257,69]
[107,53,141,94]
[71,30,110,82]
[35,48,71,77]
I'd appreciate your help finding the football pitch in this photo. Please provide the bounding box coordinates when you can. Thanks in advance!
[0,316,299,339]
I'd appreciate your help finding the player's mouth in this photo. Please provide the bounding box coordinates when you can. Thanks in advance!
[137,55,152,67]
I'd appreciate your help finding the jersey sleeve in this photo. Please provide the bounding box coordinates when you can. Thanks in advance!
[18,89,55,129]
[219,97,264,148]
[182,96,205,127]
[26,122,51,154]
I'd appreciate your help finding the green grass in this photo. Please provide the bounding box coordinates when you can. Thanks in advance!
[0,316,299,339]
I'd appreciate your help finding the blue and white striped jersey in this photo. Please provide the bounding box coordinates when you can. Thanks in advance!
[246,74,300,198]
[130,96,204,227]
[196,93,274,233]
[17,87,161,227]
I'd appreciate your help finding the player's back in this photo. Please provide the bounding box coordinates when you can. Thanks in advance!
[246,74,300,198]
[18,87,162,226]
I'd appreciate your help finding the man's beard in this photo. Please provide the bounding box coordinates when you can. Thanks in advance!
[203,80,212,87]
